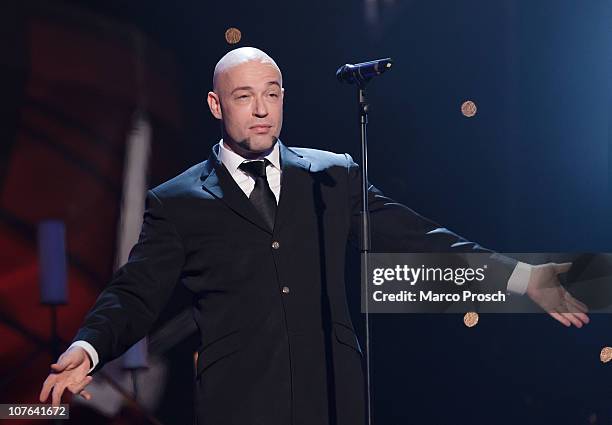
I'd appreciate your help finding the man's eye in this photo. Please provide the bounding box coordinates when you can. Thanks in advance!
[268,93,279,97]
[236,94,249,99]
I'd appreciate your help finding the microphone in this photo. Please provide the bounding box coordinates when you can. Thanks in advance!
[336,58,393,85]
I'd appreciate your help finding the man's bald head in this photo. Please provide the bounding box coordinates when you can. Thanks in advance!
[213,47,282,93]
[207,47,285,158]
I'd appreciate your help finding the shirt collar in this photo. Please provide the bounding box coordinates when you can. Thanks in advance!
[218,139,281,174]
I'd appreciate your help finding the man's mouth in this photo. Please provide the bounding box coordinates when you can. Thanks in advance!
[250,125,272,134]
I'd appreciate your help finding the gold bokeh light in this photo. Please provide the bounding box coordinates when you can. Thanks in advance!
[225,27,242,45]
[463,311,479,327]
[461,100,477,118]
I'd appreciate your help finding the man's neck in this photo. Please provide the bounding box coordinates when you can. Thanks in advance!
[222,138,276,160]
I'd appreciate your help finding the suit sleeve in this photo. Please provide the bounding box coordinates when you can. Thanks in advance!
[344,153,517,291]
[72,189,185,372]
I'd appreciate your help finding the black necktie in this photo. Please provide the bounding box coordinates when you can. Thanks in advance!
[239,159,277,231]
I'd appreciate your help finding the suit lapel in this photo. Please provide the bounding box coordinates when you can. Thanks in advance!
[199,141,311,235]
[274,141,311,233]
[200,144,272,234]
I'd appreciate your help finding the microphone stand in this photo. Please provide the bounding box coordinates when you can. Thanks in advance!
[338,57,392,425]
[358,82,373,425]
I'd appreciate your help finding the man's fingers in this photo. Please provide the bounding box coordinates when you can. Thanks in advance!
[577,312,590,325]
[568,311,590,325]
[553,262,572,275]
[43,349,89,405]
[559,291,590,321]
[566,294,589,313]
[564,312,583,328]
[39,375,56,402]
[79,390,92,400]
[51,381,67,407]
[68,376,93,394]
[550,311,571,327]
[556,310,586,328]
[567,297,589,315]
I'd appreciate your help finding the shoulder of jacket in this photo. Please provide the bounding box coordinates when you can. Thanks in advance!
[150,160,207,199]
[289,146,349,169]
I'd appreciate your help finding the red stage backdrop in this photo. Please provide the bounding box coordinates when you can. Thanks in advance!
[0,2,183,423]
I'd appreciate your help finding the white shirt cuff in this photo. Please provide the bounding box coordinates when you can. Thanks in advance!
[506,261,533,295]
[69,340,99,373]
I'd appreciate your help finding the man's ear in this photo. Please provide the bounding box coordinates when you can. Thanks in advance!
[207,91,222,120]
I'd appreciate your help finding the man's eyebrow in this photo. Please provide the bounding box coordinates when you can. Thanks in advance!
[230,81,281,94]
[231,86,253,94]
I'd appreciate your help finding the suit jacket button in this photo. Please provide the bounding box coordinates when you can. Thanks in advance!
[282,286,290,294]
[272,241,280,249]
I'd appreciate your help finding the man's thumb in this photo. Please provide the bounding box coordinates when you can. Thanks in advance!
[50,360,69,371]
[553,262,572,274]
[51,352,79,371]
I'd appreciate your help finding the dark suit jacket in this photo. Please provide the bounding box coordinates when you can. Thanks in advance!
[74,140,515,425]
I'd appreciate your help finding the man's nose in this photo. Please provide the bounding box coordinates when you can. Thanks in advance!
[253,96,268,117]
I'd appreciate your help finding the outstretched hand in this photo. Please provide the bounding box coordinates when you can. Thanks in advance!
[526,262,590,328]
[39,346,93,407]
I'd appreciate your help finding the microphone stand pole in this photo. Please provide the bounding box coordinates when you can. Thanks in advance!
[357,82,373,425]
[338,57,392,425]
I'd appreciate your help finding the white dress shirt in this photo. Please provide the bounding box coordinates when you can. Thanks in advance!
[71,139,530,372]
[217,139,282,204]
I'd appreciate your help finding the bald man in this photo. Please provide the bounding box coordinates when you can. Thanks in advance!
[40,47,588,425]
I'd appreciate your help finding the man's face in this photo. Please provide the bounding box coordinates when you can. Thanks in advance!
[208,60,284,156]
